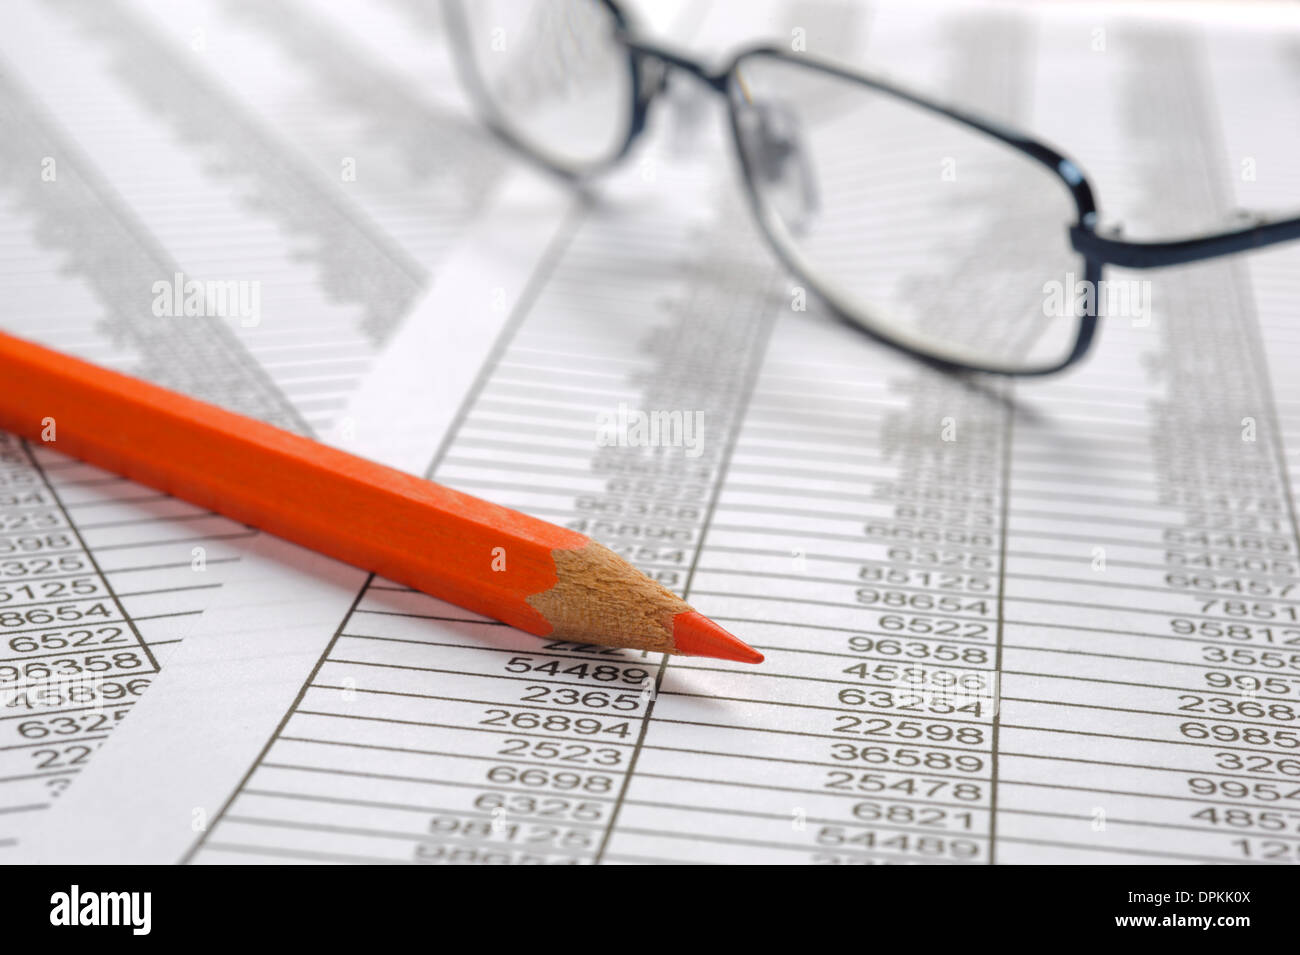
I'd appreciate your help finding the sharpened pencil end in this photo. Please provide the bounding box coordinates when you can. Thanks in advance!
[672,611,764,664]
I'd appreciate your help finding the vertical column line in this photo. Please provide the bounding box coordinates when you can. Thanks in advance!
[987,384,1015,865]
[593,278,784,865]
[19,441,160,673]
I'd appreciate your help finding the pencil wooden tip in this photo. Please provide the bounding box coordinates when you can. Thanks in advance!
[526,541,763,662]
[672,611,764,664]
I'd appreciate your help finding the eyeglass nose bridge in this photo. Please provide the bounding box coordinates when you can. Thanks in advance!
[612,33,737,161]
[617,34,732,95]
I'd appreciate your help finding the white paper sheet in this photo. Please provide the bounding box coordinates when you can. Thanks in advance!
[20,0,1300,865]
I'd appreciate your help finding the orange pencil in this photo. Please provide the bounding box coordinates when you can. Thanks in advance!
[0,331,762,664]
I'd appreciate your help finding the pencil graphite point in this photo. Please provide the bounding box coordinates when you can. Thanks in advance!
[672,611,764,664]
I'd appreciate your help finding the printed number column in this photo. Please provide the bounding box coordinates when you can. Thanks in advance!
[0,434,149,845]
[600,331,1008,864]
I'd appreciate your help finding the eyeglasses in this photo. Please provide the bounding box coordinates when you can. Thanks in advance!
[443,0,1300,376]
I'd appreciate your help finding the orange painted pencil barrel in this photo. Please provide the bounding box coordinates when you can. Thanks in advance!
[0,331,761,663]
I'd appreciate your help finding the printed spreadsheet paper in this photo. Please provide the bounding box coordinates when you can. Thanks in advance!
[0,0,572,853]
[23,0,1300,864]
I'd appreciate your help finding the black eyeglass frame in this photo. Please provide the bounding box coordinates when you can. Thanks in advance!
[443,0,1300,377]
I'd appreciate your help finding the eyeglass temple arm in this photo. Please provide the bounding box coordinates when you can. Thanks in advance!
[1070,214,1300,269]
